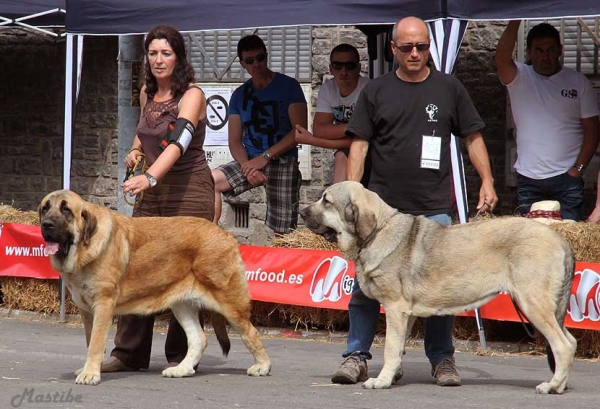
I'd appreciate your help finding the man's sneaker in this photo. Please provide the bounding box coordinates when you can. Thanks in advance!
[331,353,368,384]
[431,357,461,386]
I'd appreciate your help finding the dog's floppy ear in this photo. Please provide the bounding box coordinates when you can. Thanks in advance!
[344,199,377,242]
[81,207,97,246]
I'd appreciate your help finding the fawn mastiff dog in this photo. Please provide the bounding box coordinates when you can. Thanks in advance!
[300,181,576,394]
[39,189,271,385]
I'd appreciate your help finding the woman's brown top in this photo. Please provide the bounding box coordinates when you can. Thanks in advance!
[136,86,208,174]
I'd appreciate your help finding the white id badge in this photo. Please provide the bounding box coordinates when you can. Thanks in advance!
[421,135,441,170]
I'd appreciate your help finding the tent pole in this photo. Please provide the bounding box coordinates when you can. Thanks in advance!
[60,33,77,323]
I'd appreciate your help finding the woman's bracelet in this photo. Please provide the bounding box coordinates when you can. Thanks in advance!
[128,147,143,155]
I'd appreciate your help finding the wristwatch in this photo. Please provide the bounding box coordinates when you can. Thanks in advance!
[262,151,271,161]
[572,163,586,175]
[145,172,158,188]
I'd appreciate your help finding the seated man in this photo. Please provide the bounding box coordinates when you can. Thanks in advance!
[212,34,308,234]
[295,43,370,184]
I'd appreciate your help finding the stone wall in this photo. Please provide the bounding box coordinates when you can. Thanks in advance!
[455,22,512,215]
[301,26,369,206]
[305,24,516,219]
[0,31,118,211]
[4,24,596,241]
[308,23,599,221]
[458,22,598,217]
[218,26,370,244]
[71,37,119,207]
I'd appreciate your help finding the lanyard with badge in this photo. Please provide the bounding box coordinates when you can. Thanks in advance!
[420,130,441,170]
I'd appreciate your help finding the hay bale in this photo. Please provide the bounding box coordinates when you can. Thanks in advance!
[0,276,78,315]
[549,222,600,263]
[0,205,39,225]
[1,206,598,358]
[250,301,348,331]
[532,327,600,359]
[271,228,338,251]
[465,215,600,263]
[570,329,600,358]
[268,227,600,359]
[263,229,345,331]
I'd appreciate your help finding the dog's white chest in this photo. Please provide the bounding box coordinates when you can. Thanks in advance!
[62,275,93,312]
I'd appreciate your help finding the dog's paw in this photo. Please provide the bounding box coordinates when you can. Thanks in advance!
[162,365,195,378]
[75,371,101,385]
[74,367,84,376]
[363,377,392,389]
[247,363,271,376]
[536,382,562,394]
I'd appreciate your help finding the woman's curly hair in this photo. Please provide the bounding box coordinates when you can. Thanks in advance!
[144,25,195,99]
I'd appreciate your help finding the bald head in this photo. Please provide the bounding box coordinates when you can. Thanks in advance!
[392,17,429,43]
[390,16,431,81]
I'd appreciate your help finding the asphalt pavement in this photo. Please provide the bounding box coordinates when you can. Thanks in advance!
[0,312,598,409]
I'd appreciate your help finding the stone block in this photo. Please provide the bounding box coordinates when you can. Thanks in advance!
[14,157,43,175]
[312,38,332,56]
[45,178,63,193]
[312,56,330,74]
[312,28,332,40]
[0,158,15,173]
[339,29,367,47]
[93,177,118,197]
[250,204,267,220]
[303,187,326,204]
[70,178,96,195]
[71,160,102,177]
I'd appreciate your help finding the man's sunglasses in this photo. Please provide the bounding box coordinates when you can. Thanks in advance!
[394,43,431,53]
[330,61,358,71]
[242,53,267,65]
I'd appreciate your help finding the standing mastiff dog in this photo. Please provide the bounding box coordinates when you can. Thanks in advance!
[300,181,576,394]
[39,189,271,385]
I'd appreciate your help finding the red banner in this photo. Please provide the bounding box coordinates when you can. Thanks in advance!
[2,223,600,331]
[241,245,354,310]
[0,223,57,279]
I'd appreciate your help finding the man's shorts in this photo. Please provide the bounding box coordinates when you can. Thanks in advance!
[335,147,372,188]
[216,156,301,233]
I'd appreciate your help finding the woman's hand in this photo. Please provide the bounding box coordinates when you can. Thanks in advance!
[121,174,150,197]
[125,149,143,169]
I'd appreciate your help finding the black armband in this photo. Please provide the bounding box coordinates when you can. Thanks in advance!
[160,118,194,155]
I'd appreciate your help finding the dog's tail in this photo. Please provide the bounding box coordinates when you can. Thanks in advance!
[556,244,575,325]
[546,242,576,374]
[211,312,231,357]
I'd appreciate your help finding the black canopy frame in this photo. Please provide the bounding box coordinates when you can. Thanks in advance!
[1,1,65,37]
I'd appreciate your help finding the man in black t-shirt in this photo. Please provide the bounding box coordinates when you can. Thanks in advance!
[330,16,498,387]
